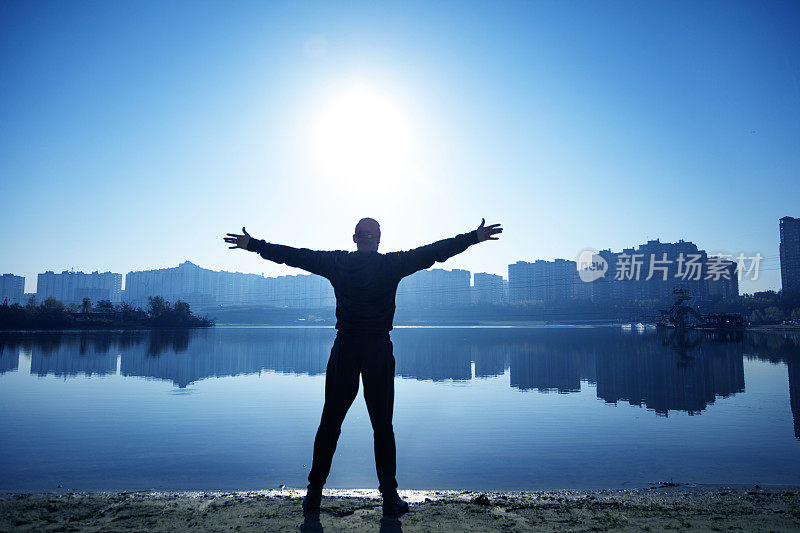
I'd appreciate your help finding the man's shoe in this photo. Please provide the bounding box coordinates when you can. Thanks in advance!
[382,492,409,517]
[300,513,323,533]
[303,486,323,515]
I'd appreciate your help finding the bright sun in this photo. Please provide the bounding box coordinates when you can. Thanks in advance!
[310,82,420,199]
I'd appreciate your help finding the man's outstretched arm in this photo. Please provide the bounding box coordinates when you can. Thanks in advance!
[224,227,338,279]
[392,219,502,279]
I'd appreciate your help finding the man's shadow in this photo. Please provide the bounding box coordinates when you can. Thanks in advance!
[300,514,403,532]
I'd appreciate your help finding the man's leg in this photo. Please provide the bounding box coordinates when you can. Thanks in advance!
[307,334,360,490]
[361,335,398,495]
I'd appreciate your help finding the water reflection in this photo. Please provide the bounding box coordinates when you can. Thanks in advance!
[2,327,800,430]
[0,340,19,374]
[596,330,745,416]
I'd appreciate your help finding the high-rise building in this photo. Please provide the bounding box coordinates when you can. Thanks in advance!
[37,270,122,304]
[590,240,737,303]
[706,257,739,300]
[508,261,535,303]
[397,268,471,308]
[510,239,738,306]
[508,259,580,303]
[473,272,505,304]
[124,261,335,309]
[780,216,800,294]
[264,274,335,308]
[0,274,25,305]
[605,240,708,301]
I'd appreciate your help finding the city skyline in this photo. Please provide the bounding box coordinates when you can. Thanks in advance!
[3,224,791,295]
[2,2,799,296]
[5,235,743,310]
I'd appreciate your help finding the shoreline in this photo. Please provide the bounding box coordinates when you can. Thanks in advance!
[3,485,800,532]
[3,322,800,331]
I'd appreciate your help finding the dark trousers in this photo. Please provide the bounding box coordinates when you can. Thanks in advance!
[307,331,398,493]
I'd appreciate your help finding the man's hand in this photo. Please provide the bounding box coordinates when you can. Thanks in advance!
[476,219,502,242]
[224,227,251,250]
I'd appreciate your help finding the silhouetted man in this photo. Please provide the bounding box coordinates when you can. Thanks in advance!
[224,218,502,518]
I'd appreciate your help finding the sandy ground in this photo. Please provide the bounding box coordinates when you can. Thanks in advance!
[2,485,800,532]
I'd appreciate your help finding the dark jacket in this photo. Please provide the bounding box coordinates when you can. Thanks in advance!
[247,231,480,332]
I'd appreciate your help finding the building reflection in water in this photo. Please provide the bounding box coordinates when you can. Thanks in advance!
[0,337,19,374]
[1,327,799,432]
[597,330,745,416]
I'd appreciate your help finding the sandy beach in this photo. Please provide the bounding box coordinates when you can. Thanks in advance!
[2,485,800,532]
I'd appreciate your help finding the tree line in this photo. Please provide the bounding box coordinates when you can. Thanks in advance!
[0,296,213,330]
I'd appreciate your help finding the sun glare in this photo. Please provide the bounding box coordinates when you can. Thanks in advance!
[310,83,420,200]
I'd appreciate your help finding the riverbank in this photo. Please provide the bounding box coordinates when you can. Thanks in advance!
[3,485,799,532]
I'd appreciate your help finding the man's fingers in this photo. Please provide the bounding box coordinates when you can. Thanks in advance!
[488,236,499,240]
[242,227,250,236]
[226,233,242,237]
[479,218,485,228]
[228,245,239,249]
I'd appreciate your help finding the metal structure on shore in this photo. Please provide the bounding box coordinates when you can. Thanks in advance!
[657,287,744,331]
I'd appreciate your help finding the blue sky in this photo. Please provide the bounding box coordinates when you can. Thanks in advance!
[1,0,799,293]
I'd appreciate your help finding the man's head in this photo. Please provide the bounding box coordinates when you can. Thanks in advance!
[353,217,381,252]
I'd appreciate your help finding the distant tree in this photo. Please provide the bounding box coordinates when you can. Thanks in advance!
[118,301,144,321]
[96,300,114,312]
[81,297,92,313]
[42,297,64,310]
[35,297,72,328]
[147,296,169,318]
[173,300,191,317]
[764,306,784,324]
[0,302,26,329]
[754,290,779,300]
[67,302,80,313]
[25,295,36,310]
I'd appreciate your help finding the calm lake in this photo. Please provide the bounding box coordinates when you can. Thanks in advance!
[1,326,799,492]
